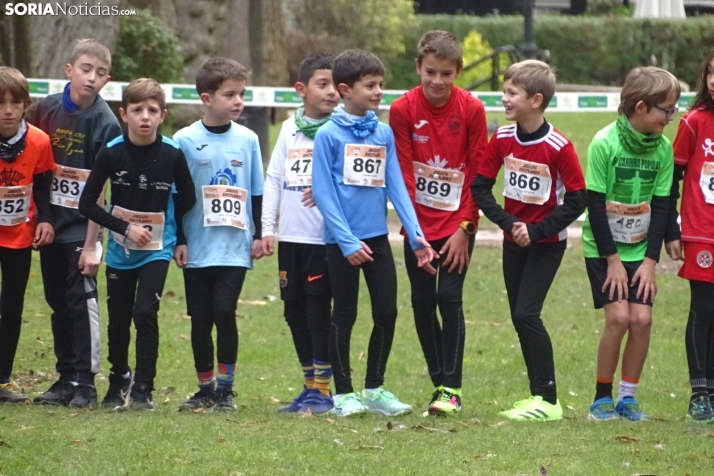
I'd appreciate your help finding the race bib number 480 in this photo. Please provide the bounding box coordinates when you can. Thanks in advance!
[413,162,464,211]
[284,147,313,187]
[0,185,31,226]
[110,206,165,250]
[202,185,248,229]
[50,165,90,209]
[503,155,552,205]
[699,162,714,205]
[343,144,386,187]
[606,200,651,244]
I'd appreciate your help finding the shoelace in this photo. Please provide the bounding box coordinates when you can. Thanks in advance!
[438,390,455,403]
[429,389,442,404]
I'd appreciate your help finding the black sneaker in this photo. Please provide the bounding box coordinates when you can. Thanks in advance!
[686,395,714,423]
[0,381,30,404]
[70,384,97,409]
[214,387,237,412]
[130,382,154,411]
[34,379,75,406]
[179,387,216,412]
[102,372,132,409]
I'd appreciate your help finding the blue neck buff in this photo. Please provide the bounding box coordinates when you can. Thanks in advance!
[62,83,79,111]
[330,106,379,138]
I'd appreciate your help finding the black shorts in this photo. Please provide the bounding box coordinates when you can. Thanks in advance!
[278,242,331,300]
[585,257,654,309]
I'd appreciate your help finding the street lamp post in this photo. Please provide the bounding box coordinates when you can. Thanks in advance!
[522,0,537,59]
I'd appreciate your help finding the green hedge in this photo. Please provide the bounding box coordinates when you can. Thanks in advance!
[387,14,714,90]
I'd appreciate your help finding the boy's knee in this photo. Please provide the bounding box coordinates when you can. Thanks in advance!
[605,309,631,329]
[629,310,652,331]
[436,287,461,310]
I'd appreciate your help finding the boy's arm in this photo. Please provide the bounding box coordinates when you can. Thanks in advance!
[665,163,684,244]
[585,139,618,257]
[525,144,586,243]
[173,150,198,228]
[311,131,361,257]
[388,100,417,201]
[262,128,285,239]
[460,99,488,224]
[644,143,675,263]
[470,138,519,233]
[78,147,130,235]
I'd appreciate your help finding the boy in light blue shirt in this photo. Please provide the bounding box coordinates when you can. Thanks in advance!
[312,49,437,417]
[173,58,264,412]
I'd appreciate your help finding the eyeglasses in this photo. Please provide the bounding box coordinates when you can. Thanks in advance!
[654,105,679,119]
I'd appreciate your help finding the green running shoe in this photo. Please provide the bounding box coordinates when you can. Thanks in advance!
[332,392,368,417]
[361,388,412,416]
[686,395,714,424]
[506,396,563,421]
[499,397,533,416]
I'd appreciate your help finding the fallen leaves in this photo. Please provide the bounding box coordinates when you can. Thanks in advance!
[301,408,313,418]
[615,435,639,443]
[334,438,343,446]
[356,445,383,451]
[358,352,365,361]
[386,421,405,431]
[269,397,280,404]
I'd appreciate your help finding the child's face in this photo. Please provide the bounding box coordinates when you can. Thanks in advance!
[119,99,166,144]
[65,54,110,106]
[706,58,714,101]
[202,79,246,123]
[501,79,542,122]
[633,91,679,135]
[416,53,461,107]
[341,74,383,115]
[0,91,28,139]
[298,69,338,118]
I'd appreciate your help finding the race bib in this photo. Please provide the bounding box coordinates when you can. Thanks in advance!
[503,155,552,205]
[50,165,90,209]
[0,185,31,227]
[343,144,386,187]
[284,147,313,187]
[202,185,248,230]
[699,162,714,205]
[606,201,651,244]
[413,162,464,211]
[110,205,165,250]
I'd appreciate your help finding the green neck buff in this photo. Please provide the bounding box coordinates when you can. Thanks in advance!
[294,106,330,139]
[615,114,662,155]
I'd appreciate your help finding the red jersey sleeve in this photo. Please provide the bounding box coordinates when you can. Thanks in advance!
[478,133,503,180]
[389,96,416,201]
[673,115,696,167]
[460,97,487,224]
[556,142,585,192]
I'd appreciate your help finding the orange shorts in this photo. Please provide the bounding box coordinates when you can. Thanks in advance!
[679,242,714,284]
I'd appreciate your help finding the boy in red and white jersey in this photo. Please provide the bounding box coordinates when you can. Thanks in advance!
[390,30,487,415]
[471,60,586,421]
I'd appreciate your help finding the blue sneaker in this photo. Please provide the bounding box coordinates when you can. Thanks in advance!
[300,389,334,415]
[615,397,649,421]
[278,386,310,413]
[588,397,619,420]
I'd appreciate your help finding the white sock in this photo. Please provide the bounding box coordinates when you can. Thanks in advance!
[333,394,342,402]
[363,388,378,395]
[617,380,638,403]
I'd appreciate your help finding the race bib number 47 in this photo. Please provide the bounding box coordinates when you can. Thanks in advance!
[503,155,552,205]
[110,206,165,250]
[284,147,312,187]
[51,165,90,209]
[699,162,714,205]
[606,200,651,244]
[413,162,464,211]
[343,144,386,187]
[202,185,248,229]
[0,184,31,226]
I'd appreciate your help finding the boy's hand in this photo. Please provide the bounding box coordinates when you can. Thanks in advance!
[261,235,275,256]
[33,223,54,249]
[512,222,531,247]
[631,257,657,303]
[173,245,188,268]
[415,236,438,275]
[127,225,152,247]
[301,188,316,208]
[440,230,469,274]
[251,239,264,260]
[78,246,101,276]
[347,241,373,266]
[603,254,628,302]
[665,239,683,261]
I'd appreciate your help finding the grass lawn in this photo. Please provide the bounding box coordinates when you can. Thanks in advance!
[2,112,706,475]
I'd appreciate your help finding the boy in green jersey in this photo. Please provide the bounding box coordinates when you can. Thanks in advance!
[582,67,680,421]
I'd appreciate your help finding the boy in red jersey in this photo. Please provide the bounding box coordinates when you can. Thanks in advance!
[471,60,586,420]
[390,30,487,415]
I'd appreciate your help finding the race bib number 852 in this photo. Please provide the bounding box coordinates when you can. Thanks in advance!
[0,185,31,226]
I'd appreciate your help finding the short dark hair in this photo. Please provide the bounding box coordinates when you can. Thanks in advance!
[298,53,335,84]
[0,66,31,107]
[196,57,250,95]
[332,50,385,89]
[122,78,166,110]
[618,66,681,117]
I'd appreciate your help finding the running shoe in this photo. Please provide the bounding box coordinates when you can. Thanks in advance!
[300,390,334,415]
[506,396,562,421]
[69,384,97,409]
[332,392,368,417]
[588,397,619,420]
[615,397,649,421]
[428,387,461,416]
[179,387,216,412]
[129,382,154,411]
[686,395,714,424]
[278,385,310,413]
[0,381,29,404]
[34,379,75,406]
[214,388,237,412]
[361,388,412,416]
[102,371,132,409]
[421,387,443,416]
[499,397,533,416]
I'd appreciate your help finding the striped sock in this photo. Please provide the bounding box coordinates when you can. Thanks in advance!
[617,375,639,403]
[197,369,215,389]
[313,360,332,396]
[302,362,315,389]
[691,377,708,402]
[216,363,236,390]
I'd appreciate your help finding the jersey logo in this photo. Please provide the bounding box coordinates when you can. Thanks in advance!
[697,250,713,269]
[196,144,208,151]
[703,138,714,158]
[210,168,237,186]
[414,120,429,129]
[115,171,128,177]
[230,159,243,168]
[138,174,147,189]
[0,168,25,186]
[427,155,448,169]
[307,274,324,282]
